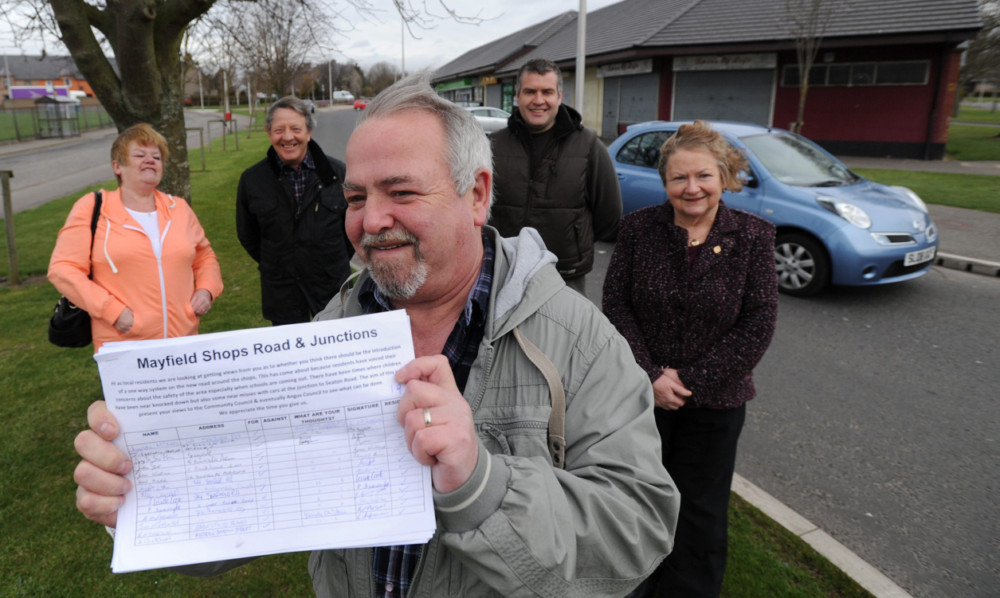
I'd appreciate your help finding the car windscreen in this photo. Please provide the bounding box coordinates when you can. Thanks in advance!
[741,132,859,187]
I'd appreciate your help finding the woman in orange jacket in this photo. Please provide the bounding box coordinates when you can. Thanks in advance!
[48,123,223,352]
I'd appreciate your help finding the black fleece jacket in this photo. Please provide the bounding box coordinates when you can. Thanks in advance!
[236,139,353,324]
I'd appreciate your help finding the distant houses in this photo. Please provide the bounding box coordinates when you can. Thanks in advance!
[1,54,108,104]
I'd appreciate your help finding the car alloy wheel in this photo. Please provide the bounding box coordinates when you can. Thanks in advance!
[774,233,829,296]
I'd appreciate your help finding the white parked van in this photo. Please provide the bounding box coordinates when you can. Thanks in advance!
[333,90,355,102]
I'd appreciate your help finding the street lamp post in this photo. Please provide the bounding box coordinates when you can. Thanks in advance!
[394,0,405,81]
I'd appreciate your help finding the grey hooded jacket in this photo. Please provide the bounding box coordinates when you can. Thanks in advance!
[181,227,678,596]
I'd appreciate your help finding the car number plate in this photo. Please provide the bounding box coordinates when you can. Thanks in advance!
[904,247,936,267]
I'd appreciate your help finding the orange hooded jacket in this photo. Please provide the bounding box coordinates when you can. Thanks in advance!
[48,189,224,352]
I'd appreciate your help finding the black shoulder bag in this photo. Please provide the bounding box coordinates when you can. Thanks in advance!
[48,191,103,348]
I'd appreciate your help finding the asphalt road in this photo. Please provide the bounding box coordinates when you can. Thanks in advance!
[742,267,999,598]
[591,243,999,597]
[310,105,356,160]
[3,109,239,214]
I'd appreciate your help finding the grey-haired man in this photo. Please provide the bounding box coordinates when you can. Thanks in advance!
[236,96,354,325]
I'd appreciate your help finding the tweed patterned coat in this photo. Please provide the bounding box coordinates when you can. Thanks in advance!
[602,201,778,409]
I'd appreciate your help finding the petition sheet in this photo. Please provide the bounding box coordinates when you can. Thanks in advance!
[94,310,434,573]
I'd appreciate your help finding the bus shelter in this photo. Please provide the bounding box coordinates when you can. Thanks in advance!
[34,96,81,139]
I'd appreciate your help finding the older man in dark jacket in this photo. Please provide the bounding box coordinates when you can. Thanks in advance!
[236,96,353,325]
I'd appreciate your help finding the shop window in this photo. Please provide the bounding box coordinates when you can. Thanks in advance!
[781,60,929,87]
[850,64,876,86]
[877,62,929,85]
[827,65,851,85]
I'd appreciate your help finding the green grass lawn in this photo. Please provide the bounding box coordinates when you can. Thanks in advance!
[0,108,39,142]
[0,125,878,597]
[945,123,1000,161]
[724,494,872,598]
[853,169,1000,214]
[955,105,1000,125]
[0,133,311,595]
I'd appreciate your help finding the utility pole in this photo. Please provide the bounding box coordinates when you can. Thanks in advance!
[3,54,12,99]
[575,0,586,116]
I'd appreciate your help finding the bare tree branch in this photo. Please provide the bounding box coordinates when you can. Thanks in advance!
[962,0,1000,96]
[786,0,837,134]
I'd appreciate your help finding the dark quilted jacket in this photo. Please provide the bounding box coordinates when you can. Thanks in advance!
[490,105,621,278]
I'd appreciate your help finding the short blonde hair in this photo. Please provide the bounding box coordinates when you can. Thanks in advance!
[657,120,747,192]
[110,123,169,183]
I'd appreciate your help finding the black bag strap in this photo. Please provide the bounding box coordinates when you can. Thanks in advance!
[87,191,102,279]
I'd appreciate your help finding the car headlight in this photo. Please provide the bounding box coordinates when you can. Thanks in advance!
[890,185,928,212]
[817,196,872,229]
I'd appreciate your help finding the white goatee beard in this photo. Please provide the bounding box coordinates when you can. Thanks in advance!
[361,229,427,299]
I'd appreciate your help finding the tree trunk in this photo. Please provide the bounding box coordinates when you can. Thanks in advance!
[47,0,217,202]
[796,81,810,134]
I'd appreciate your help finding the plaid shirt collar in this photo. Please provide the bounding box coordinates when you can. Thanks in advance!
[363,232,494,598]
[278,150,316,205]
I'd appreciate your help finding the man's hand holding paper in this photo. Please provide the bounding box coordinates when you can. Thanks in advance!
[395,355,479,494]
[74,310,436,573]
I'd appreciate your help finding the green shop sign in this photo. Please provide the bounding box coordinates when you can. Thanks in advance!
[434,78,476,91]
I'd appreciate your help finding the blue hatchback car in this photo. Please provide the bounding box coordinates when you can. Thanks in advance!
[608,121,939,296]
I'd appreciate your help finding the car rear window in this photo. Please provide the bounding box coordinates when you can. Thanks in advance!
[616,131,673,169]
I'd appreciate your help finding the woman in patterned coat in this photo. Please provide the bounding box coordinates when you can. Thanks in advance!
[603,120,778,598]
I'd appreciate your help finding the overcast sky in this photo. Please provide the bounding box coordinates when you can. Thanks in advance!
[1,0,624,74]
[332,0,622,72]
